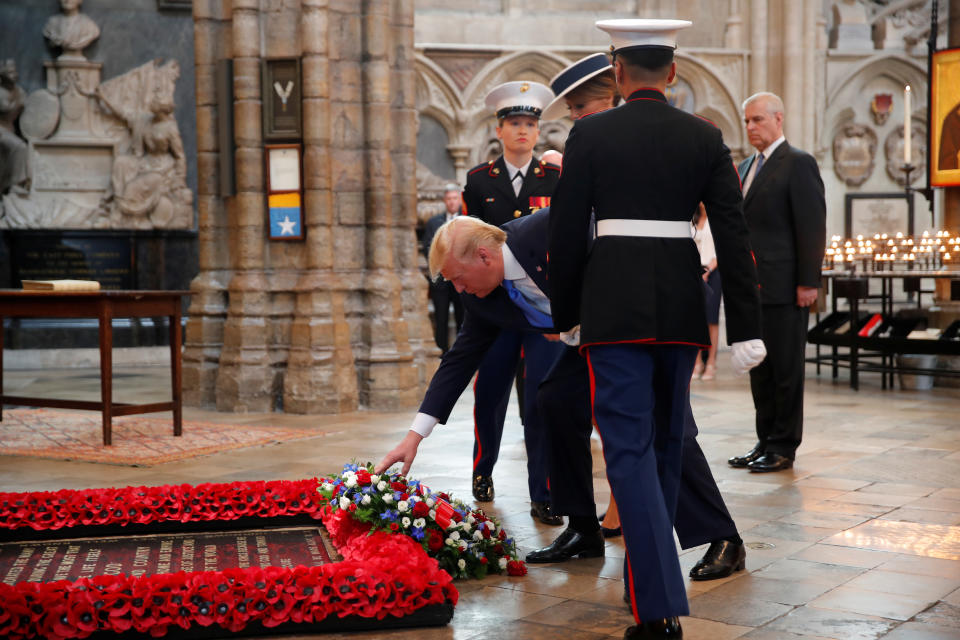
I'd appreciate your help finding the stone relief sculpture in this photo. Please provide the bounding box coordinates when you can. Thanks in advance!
[96,60,192,228]
[832,123,877,187]
[0,60,28,196]
[884,123,925,185]
[43,0,100,59]
[0,3,192,230]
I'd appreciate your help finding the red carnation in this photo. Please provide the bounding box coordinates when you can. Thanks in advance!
[506,560,527,576]
[356,470,371,485]
[411,501,429,518]
[391,481,406,491]
[427,530,443,551]
[389,522,399,532]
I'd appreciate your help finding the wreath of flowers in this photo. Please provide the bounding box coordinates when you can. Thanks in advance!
[318,463,527,579]
[0,479,457,640]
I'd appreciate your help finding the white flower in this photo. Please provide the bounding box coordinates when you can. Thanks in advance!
[361,495,371,505]
[446,538,458,547]
[459,541,468,551]
[401,517,411,528]
[344,475,357,488]
[448,531,460,541]
[425,498,436,508]
[413,518,426,528]
[383,494,394,504]
[377,481,388,491]
[460,521,471,533]
[428,509,436,520]
[499,557,508,569]
[467,514,476,524]
[457,559,466,570]
[321,483,333,492]
[397,500,409,513]
[338,496,350,510]
[370,474,380,484]
[473,530,483,541]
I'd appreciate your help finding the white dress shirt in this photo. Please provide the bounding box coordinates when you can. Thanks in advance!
[742,135,784,194]
[503,158,533,197]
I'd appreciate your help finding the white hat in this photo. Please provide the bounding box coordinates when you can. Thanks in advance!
[485,81,555,120]
[541,53,613,121]
[595,18,692,53]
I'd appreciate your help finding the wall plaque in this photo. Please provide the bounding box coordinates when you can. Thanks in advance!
[11,234,133,289]
[262,58,302,141]
[884,123,926,186]
[832,123,877,187]
[844,193,912,238]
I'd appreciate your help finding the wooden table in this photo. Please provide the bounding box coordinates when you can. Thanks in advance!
[0,290,189,445]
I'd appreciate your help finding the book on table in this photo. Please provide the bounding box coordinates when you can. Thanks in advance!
[21,280,101,292]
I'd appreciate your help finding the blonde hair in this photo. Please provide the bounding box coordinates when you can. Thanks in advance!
[566,70,621,108]
[428,216,506,279]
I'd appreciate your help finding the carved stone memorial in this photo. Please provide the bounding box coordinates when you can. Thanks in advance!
[884,123,926,186]
[0,0,192,231]
[833,123,877,187]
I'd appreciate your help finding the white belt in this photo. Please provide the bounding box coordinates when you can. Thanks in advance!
[596,219,691,238]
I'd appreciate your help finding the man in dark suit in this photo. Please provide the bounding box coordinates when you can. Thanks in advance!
[728,92,826,474]
[422,184,465,353]
[374,213,564,524]
[547,19,766,638]
[458,81,563,521]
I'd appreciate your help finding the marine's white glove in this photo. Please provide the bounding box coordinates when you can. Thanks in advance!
[730,339,767,375]
[559,325,581,347]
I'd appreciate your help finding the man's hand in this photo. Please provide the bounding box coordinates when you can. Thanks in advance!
[730,339,767,375]
[374,430,423,476]
[796,286,818,308]
[542,333,561,342]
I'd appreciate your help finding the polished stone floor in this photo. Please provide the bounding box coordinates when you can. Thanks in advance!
[3,354,959,639]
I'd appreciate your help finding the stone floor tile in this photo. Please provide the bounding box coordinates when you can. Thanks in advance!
[521,600,635,635]
[880,507,960,526]
[777,510,872,530]
[795,477,873,492]
[701,575,834,607]
[751,558,865,588]
[788,544,893,569]
[828,492,918,508]
[944,588,960,608]
[913,602,960,631]
[862,482,937,497]
[877,621,960,640]
[843,569,960,601]
[762,605,897,640]
[738,630,834,640]
[678,616,753,639]
[460,619,612,639]
[688,588,793,627]
[904,496,960,513]
[805,500,896,518]
[808,585,932,621]
[823,521,960,560]
[742,522,840,543]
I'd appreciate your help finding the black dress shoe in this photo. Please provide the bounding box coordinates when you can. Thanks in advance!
[728,443,764,468]
[530,501,563,525]
[526,527,604,563]
[601,525,622,538]
[747,452,793,472]
[472,475,494,502]
[624,617,682,638]
[689,539,745,581]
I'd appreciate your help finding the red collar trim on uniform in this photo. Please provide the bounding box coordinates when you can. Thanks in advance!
[626,88,667,104]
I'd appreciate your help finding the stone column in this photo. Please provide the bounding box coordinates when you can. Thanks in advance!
[356,0,419,410]
[214,0,274,412]
[448,144,472,188]
[749,0,768,97]
[781,0,805,146]
[183,0,232,407]
[282,0,360,414]
[724,0,744,49]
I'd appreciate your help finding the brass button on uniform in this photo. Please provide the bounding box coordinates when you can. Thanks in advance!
[513,210,522,218]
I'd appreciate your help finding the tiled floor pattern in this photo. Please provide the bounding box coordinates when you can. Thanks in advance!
[2,353,959,639]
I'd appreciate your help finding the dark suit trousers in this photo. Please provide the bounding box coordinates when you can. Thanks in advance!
[473,330,564,502]
[429,280,463,353]
[750,304,809,458]
[539,345,738,548]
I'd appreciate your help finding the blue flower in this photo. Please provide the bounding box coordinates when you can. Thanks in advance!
[361,486,375,495]
[393,491,403,501]
[380,509,398,521]
[353,493,363,504]
[410,526,425,541]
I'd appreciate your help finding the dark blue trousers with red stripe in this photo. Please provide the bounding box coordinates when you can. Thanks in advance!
[473,329,564,503]
[585,342,696,622]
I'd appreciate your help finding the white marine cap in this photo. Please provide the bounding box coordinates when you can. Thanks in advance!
[595,18,693,53]
[485,81,555,120]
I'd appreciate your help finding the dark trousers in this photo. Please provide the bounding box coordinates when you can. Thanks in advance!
[749,304,809,458]
[473,330,564,502]
[540,346,737,547]
[429,280,463,353]
[584,343,694,621]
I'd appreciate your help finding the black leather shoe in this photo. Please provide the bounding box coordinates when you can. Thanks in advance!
[601,525,622,538]
[624,617,682,638]
[728,443,764,468]
[472,475,494,502]
[689,539,746,581]
[526,527,604,563]
[530,501,563,525]
[747,452,793,472]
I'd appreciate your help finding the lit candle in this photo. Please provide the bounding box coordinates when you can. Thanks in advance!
[904,85,911,164]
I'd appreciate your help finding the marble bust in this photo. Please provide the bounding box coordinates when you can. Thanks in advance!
[43,0,100,58]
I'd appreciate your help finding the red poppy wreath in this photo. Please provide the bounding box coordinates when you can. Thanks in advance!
[0,467,523,640]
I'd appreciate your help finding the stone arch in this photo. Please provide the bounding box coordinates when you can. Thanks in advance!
[414,54,464,143]
[822,53,927,153]
[675,53,745,154]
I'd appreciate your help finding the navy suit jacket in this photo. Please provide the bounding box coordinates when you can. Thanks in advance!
[419,209,553,423]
